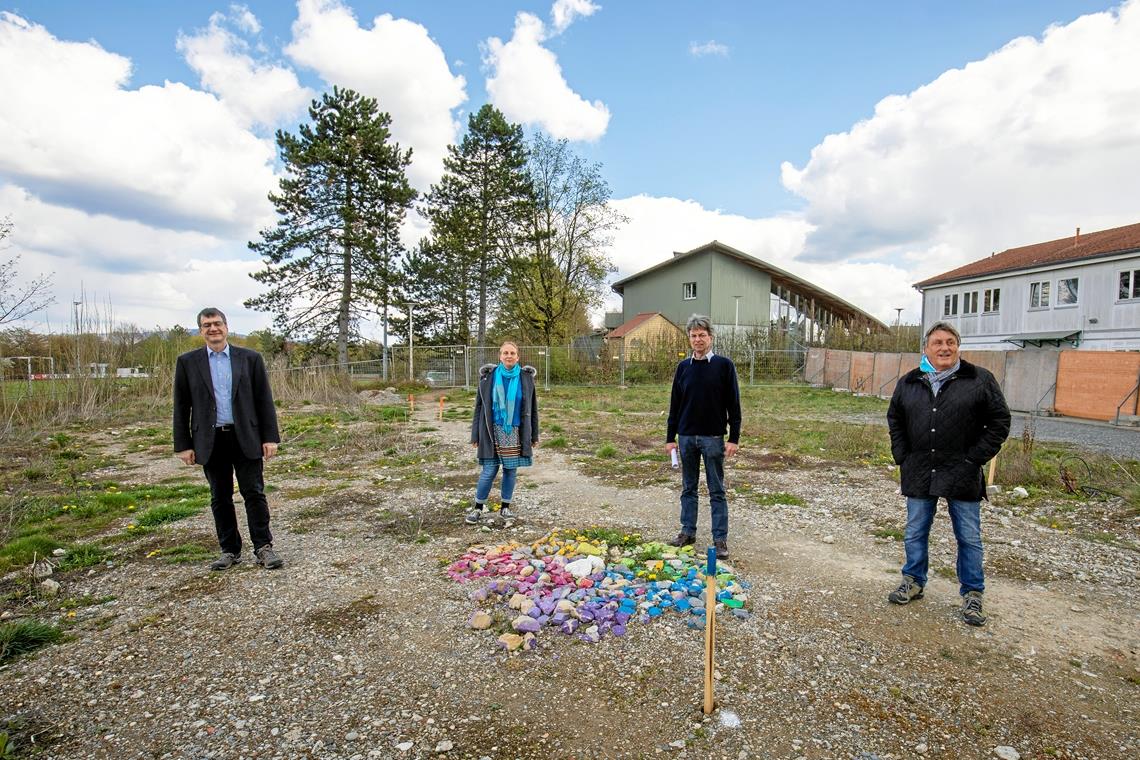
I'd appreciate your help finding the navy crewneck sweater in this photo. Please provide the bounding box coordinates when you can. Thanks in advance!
[666,354,742,443]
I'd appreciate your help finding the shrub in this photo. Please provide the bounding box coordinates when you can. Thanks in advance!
[56,544,110,571]
[596,443,618,458]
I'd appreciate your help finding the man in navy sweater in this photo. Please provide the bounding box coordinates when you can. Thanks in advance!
[664,315,742,558]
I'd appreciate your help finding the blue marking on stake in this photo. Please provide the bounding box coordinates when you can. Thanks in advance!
[706,546,716,576]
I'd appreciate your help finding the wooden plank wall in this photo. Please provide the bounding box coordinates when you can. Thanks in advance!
[1055,351,1140,421]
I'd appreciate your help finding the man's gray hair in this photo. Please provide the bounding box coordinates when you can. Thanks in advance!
[197,307,227,327]
[685,314,714,335]
[924,320,961,344]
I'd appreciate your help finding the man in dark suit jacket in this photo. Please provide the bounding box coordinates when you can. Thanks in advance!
[173,307,283,570]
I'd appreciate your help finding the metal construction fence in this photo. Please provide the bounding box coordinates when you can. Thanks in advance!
[276,344,808,389]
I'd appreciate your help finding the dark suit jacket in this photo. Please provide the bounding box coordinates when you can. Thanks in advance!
[173,344,281,465]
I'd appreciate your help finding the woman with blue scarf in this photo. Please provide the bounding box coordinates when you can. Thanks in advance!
[466,341,540,524]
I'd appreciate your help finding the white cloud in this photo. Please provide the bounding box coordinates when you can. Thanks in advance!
[1,183,271,331]
[782,0,1140,282]
[604,195,920,323]
[551,0,600,35]
[284,0,467,192]
[177,7,314,128]
[0,11,278,237]
[230,4,261,35]
[483,11,610,141]
[689,40,729,57]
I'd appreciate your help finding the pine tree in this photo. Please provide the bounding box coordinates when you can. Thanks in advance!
[246,87,415,368]
[420,104,530,344]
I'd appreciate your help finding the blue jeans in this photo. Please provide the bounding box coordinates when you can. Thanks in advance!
[678,435,728,541]
[902,496,984,595]
[475,462,517,504]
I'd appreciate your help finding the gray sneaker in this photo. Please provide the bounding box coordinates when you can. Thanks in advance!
[209,552,240,571]
[465,505,486,524]
[255,545,283,569]
[499,505,516,521]
[888,575,924,604]
[961,590,987,626]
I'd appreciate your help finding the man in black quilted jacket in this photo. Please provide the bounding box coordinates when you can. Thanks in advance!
[886,321,1010,626]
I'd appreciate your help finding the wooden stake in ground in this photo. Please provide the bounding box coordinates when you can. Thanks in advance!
[987,456,997,486]
[408,394,415,414]
[703,546,717,715]
[438,396,446,420]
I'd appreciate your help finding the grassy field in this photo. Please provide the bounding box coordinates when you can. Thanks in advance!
[0,381,1137,669]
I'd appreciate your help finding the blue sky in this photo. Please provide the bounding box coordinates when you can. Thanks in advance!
[2,0,1138,333]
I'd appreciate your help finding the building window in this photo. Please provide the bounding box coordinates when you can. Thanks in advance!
[682,282,697,300]
[1056,277,1078,306]
[1029,280,1050,309]
[983,287,1001,314]
[962,291,979,315]
[943,293,958,317]
[1119,270,1140,300]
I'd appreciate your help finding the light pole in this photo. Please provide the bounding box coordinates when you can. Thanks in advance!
[894,307,904,352]
[407,301,421,381]
[73,300,82,374]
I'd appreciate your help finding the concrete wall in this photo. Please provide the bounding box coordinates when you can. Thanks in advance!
[1055,351,1140,421]
[1004,351,1060,413]
[961,350,1007,389]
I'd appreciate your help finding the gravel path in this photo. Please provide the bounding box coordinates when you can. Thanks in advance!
[1,400,1137,759]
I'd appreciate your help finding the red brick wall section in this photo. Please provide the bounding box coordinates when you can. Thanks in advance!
[1055,351,1140,421]
[849,352,875,393]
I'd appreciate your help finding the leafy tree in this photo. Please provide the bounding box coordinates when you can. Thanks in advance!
[0,218,54,326]
[246,87,416,368]
[419,104,530,344]
[502,134,622,345]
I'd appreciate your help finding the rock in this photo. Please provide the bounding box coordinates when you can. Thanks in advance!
[397,741,414,752]
[821,535,835,544]
[1010,486,1029,498]
[993,747,1020,760]
[39,578,60,597]
[51,548,67,557]
[915,743,928,754]
[468,611,492,630]
[435,739,454,752]
[669,739,686,748]
[497,633,525,651]
[511,615,540,633]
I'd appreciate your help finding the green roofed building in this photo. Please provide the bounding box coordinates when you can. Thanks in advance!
[610,240,888,344]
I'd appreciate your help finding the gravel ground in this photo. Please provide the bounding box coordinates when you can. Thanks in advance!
[1,400,1137,759]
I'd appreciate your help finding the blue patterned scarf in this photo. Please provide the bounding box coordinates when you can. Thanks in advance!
[921,355,960,396]
[492,363,521,434]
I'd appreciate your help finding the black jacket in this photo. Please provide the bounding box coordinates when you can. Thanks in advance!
[471,364,539,459]
[172,345,281,465]
[887,359,1011,501]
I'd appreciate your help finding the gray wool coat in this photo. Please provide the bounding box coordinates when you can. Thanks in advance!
[471,363,539,460]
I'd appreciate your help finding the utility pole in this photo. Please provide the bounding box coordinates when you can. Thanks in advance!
[894,307,904,352]
[73,300,83,374]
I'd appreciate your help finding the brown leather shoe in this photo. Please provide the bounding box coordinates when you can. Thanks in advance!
[668,532,696,548]
[713,540,729,559]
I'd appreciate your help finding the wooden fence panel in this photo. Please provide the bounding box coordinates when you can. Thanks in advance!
[849,352,875,393]
[1055,351,1140,421]
[824,349,851,389]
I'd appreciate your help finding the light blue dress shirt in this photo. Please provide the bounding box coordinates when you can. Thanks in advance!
[209,344,234,426]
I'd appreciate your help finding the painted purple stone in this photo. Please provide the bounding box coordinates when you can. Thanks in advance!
[612,624,626,636]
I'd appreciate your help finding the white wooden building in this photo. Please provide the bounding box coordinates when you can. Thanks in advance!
[914,222,1140,351]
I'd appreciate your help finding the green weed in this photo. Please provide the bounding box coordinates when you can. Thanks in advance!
[0,619,64,663]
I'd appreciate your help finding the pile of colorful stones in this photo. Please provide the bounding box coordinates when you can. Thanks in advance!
[446,528,750,652]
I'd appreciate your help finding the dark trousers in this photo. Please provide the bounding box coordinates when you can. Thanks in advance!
[202,428,272,555]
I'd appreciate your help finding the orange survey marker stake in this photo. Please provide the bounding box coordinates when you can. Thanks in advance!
[703,546,718,715]
[408,394,415,413]
[438,396,446,420]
